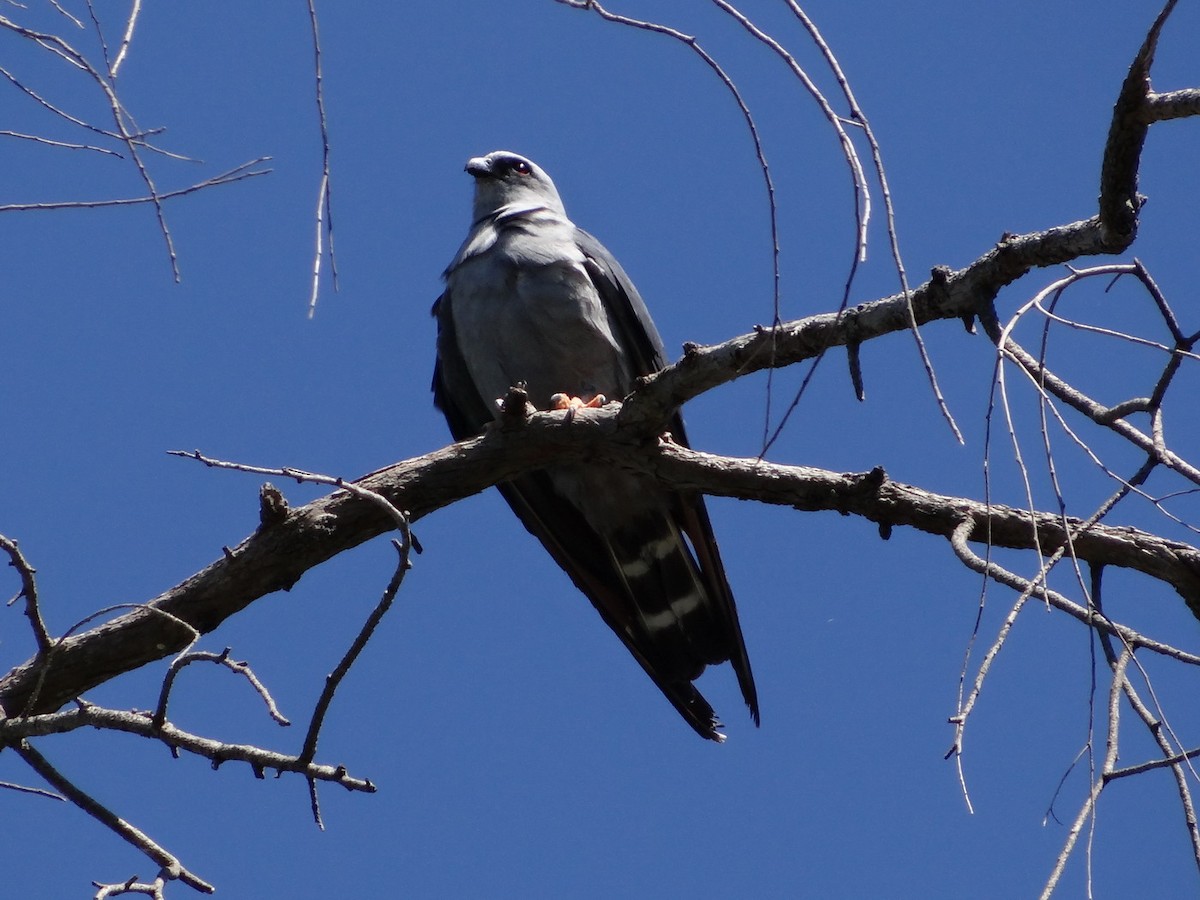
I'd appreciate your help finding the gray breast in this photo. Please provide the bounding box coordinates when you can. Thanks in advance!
[447,224,631,410]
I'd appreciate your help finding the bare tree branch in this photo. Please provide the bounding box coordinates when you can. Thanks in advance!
[1,404,1197,723]
[14,739,215,894]
[3,702,376,793]
[153,648,290,731]
[1,3,1197,896]
[305,0,338,317]
[0,533,52,656]
[0,158,272,213]
[1145,87,1200,121]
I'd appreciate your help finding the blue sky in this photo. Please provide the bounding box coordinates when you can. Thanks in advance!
[3,1,1199,896]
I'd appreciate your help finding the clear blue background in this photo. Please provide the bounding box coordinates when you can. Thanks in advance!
[2,1,1199,896]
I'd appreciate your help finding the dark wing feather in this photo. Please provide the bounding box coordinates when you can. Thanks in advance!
[495,474,730,739]
[433,233,759,738]
[575,229,759,726]
[434,287,729,738]
[431,292,492,441]
[573,229,669,377]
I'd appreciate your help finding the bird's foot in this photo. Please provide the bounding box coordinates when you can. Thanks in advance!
[549,392,607,425]
[549,393,607,411]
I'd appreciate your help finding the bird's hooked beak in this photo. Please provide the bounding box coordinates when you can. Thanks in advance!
[465,156,492,179]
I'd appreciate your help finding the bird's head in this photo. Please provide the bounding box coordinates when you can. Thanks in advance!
[465,150,566,223]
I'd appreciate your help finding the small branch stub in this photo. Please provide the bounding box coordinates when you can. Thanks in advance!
[498,385,535,424]
[259,483,290,529]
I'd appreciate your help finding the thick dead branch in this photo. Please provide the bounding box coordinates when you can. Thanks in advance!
[620,217,1133,435]
[1145,88,1200,121]
[646,443,1200,614]
[1098,0,1175,245]
[1,403,1197,720]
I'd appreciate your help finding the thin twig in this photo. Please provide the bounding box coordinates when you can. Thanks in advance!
[0,62,119,140]
[947,521,1200,663]
[93,875,167,899]
[306,0,338,316]
[111,0,142,77]
[47,0,84,30]
[0,14,181,276]
[781,0,961,443]
[0,779,64,801]
[555,0,783,446]
[300,536,411,767]
[0,129,122,156]
[2,703,377,793]
[981,310,1200,487]
[0,158,272,212]
[1039,650,1129,899]
[946,519,1035,759]
[704,0,873,453]
[153,648,290,730]
[0,533,52,656]
[83,0,113,73]
[15,740,214,894]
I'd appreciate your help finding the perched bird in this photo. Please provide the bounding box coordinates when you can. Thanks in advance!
[432,150,757,740]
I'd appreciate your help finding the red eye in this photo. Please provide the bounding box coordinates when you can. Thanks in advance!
[512,160,531,175]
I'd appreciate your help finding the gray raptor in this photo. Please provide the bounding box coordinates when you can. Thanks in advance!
[432,150,758,740]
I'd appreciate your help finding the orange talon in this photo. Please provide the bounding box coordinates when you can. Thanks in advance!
[549,393,607,411]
